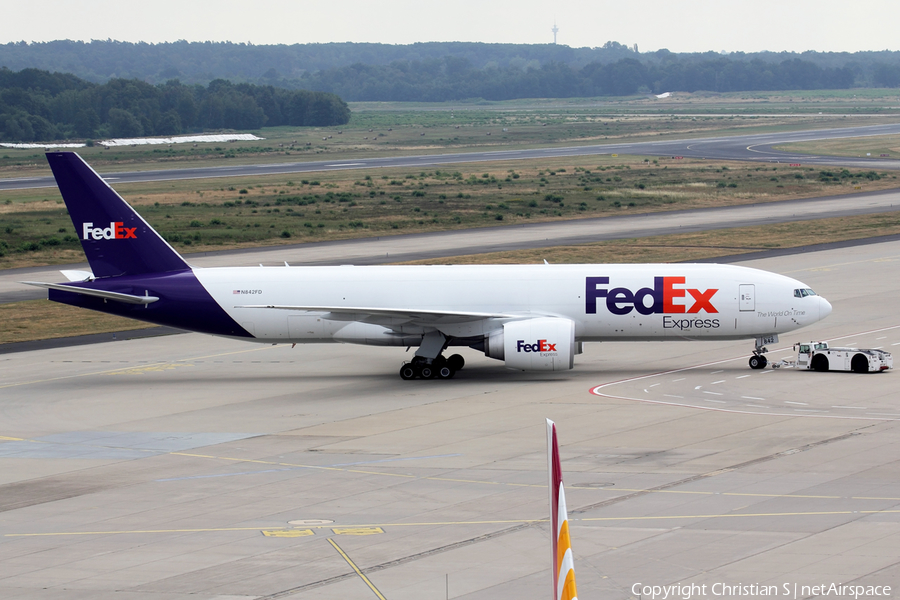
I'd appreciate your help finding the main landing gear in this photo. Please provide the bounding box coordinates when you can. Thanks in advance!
[399,330,465,381]
[399,354,465,380]
[749,338,769,370]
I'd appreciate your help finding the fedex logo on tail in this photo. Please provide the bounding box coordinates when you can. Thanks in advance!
[586,276,718,315]
[517,339,557,353]
[82,222,137,240]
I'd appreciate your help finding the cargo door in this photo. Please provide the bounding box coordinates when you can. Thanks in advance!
[739,284,755,312]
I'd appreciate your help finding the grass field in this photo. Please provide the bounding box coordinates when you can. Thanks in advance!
[3,92,899,271]
[776,134,900,159]
[2,154,897,269]
[0,299,149,344]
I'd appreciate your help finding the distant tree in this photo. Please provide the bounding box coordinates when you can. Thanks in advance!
[107,107,143,137]
[199,95,226,129]
[155,109,182,135]
[874,64,900,87]
[0,111,34,141]
[28,114,58,140]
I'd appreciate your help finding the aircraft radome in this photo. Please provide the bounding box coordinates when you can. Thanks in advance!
[23,153,832,379]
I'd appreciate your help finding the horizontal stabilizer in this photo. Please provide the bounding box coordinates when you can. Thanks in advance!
[235,304,515,324]
[21,281,159,305]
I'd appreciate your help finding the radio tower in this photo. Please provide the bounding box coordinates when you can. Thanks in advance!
[552,21,559,44]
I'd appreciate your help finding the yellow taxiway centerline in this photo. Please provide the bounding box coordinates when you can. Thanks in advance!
[328,538,388,600]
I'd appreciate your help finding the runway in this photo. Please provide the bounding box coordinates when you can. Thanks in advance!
[1,122,899,192]
[4,187,900,304]
[1,239,898,599]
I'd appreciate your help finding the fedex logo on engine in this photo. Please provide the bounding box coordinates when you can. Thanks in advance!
[517,339,557,353]
[82,222,137,240]
[586,276,718,315]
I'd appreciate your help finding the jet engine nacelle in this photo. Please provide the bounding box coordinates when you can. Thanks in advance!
[484,317,575,371]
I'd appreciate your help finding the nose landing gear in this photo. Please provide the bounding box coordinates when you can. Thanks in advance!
[749,336,774,370]
[749,354,768,370]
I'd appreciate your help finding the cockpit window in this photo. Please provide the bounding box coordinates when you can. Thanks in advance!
[793,288,818,298]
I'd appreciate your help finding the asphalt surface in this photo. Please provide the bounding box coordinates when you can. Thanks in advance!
[1,240,898,599]
[1,123,900,192]
[4,186,900,304]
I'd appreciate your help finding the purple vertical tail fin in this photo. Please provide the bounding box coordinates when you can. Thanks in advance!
[46,152,189,278]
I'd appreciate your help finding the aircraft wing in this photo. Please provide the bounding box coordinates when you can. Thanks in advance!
[235,304,516,325]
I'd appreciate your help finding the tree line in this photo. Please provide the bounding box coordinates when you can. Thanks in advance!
[0,68,350,142]
[299,56,859,102]
[0,40,644,83]
[3,40,900,89]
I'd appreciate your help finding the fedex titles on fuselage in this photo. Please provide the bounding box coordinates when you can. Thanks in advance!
[586,276,721,330]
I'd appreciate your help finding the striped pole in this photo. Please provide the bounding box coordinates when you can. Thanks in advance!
[547,418,578,600]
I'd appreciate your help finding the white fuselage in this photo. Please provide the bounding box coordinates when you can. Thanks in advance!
[192,263,831,345]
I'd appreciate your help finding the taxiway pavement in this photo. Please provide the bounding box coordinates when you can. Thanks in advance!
[1,240,898,599]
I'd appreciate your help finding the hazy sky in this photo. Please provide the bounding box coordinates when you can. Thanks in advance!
[2,0,898,53]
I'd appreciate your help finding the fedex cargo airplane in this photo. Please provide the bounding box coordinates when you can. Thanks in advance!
[24,152,832,379]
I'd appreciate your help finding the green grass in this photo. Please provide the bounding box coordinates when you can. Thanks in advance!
[2,90,899,269]
[2,154,897,269]
[775,134,900,159]
[0,299,148,344]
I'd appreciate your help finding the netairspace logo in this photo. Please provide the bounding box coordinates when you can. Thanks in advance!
[82,222,137,240]
[631,582,892,600]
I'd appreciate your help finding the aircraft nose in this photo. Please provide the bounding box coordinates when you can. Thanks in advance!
[819,296,833,320]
